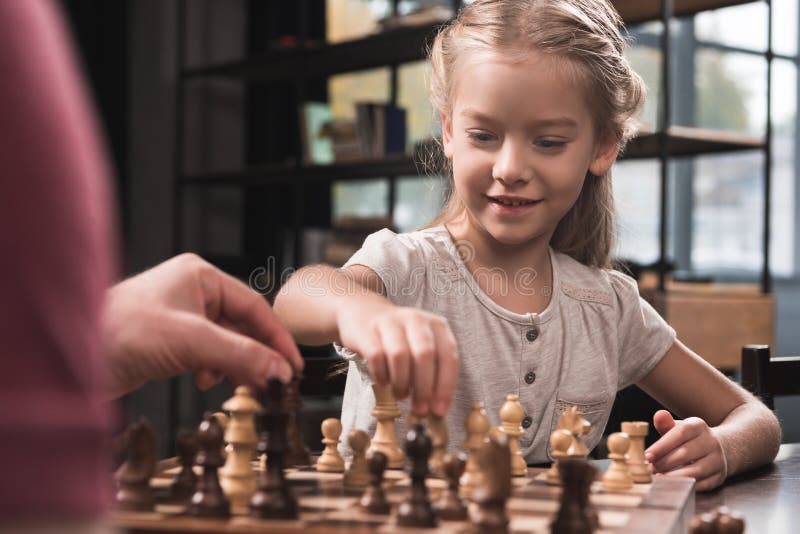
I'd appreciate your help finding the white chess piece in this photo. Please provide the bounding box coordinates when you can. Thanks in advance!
[602,432,633,491]
[219,387,261,511]
[316,418,345,473]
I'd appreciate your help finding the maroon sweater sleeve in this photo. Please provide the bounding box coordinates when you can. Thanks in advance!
[0,0,116,518]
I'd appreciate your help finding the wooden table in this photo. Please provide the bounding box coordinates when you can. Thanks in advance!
[695,442,800,533]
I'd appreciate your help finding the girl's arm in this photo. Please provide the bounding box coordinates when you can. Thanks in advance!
[636,339,781,491]
[274,264,459,415]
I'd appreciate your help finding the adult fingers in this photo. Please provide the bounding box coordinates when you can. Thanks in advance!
[405,318,437,415]
[198,263,304,373]
[645,420,702,466]
[377,320,412,400]
[195,369,225,390]
[430,318,459,416]
[175,313,293,387]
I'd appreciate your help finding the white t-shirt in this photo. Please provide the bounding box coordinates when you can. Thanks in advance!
[336,226,675,463]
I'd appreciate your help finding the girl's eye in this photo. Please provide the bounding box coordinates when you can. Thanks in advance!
[467,131,495,143]
[536,139,567,149]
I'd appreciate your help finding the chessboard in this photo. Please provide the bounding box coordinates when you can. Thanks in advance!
[112,458,695,534]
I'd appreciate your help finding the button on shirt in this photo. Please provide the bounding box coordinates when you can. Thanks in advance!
[337,227,676,464]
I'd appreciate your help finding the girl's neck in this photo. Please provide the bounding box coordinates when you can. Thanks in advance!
[444,215,553,295]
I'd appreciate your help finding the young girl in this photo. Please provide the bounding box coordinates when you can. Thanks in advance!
[274,0,780,491]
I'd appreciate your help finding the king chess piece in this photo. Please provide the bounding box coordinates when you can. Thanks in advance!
[396,423,438,528]
[220,386,261,512]
[249,379,299,519]
[114,417,157,512]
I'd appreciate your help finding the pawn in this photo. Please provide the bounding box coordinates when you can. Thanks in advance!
[546,429,573,486]
[360,450,391,514]
[316,418,345,473]
[602,432,633,491]
[435,452,467,520]
[344,429,371,490]
[460,402,491,497]
[114,417,158,512]
[188,413,230,518]
[169,430,198,501]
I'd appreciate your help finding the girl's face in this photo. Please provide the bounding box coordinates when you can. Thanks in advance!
[441,50,619,247]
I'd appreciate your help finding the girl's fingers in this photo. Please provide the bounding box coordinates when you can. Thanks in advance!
[646,419,703,466]
[350,327,388,386]
[430,319,459,416]
[378,320,412,400]
[405,319,436,415]
[651,437,706,473]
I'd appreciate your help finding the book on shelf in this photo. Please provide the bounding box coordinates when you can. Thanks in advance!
[314,102,407,163]
[299,102,335,165]
[355,102,407,159]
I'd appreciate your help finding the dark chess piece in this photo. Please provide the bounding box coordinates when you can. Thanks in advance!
[550,458,599,534]
[249,379,299,519]
[360,450,391,514]
[436,452,468,520]
[469,433,511,533]
[169,430,198,501]
[689,513,716,534]
[285,374,312,466]
[188,413,230,518]
[396,422,438,528]
[711,506,745,534]
[114,417,158,512]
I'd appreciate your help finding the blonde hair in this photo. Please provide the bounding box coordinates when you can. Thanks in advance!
[425,0,646,268]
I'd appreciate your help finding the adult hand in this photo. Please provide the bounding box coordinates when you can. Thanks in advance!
[645,409,727,491]
[103,253,303,398]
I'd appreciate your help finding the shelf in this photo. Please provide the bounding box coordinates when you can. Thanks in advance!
[623,125,764,159]
[181,154,423,186]
[614,0,757,25]
[182,23,440,82]
[181,126,762,187]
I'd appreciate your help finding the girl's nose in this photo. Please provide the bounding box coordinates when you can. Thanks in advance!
[492,140,532,186]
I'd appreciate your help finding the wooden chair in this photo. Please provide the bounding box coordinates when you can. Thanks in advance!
[741,345,800,410]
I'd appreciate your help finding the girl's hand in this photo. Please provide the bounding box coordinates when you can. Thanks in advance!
[644,410,727,491]
[337,298,459,417]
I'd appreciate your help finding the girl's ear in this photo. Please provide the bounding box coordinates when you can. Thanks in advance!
[441,112,454,159]
[589,132,620,177]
